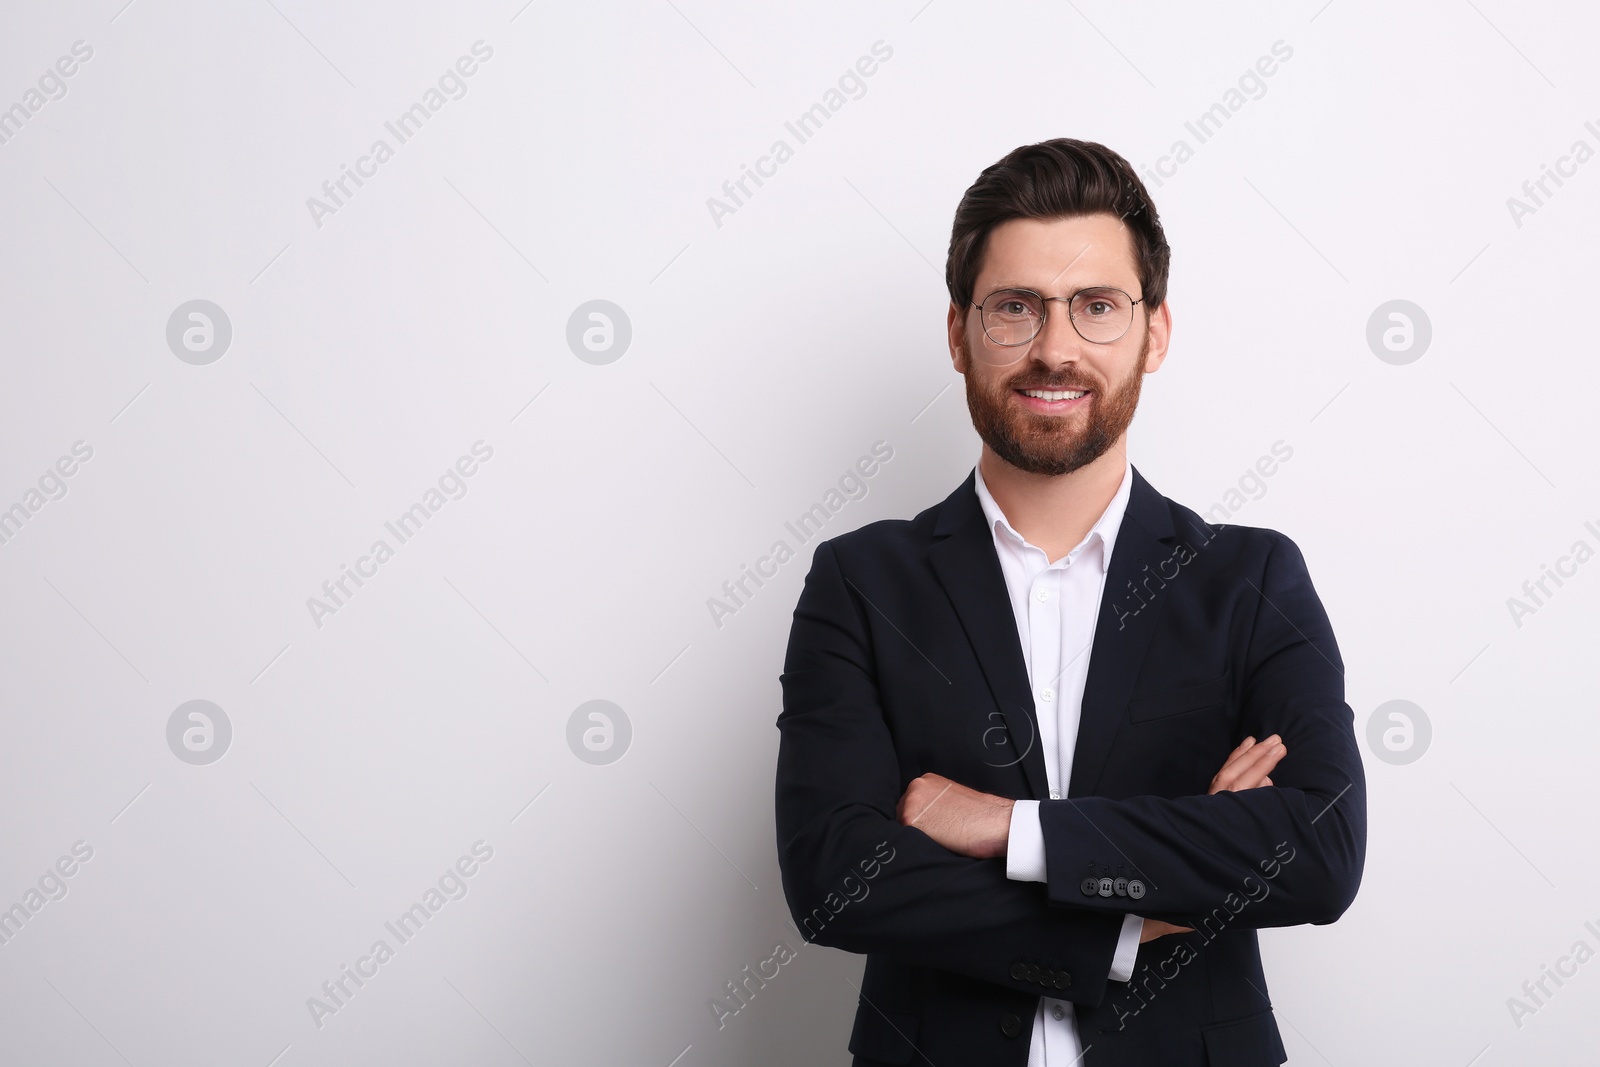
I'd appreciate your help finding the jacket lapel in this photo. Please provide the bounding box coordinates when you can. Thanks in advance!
[928,471,1051,800]
[926,465,1183,802]
[1067,465,1179,797]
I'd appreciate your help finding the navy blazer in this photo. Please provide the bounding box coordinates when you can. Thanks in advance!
[775,465,1366,1067]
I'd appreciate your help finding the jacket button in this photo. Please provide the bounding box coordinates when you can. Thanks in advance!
[1010,962,1027,981]
[1000,1012,1022,1038]
[1081,876,1099,896]
[1127,879,1146,900]
[1053,971,1072,988]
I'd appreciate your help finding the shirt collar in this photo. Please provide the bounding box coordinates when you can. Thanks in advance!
[972,454,1133,573]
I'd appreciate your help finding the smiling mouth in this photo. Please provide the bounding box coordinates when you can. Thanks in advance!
[1018,388,1088,401]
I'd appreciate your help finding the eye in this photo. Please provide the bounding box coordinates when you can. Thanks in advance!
[1074,289,1129,319]
[988,291,1040,318]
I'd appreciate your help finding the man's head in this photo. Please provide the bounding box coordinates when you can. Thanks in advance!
[945,139,1172,477]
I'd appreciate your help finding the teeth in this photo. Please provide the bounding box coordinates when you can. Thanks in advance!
[1021,389,1086,401]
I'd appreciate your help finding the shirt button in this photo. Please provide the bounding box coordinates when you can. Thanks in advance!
[1039,687,1055,702]
[1052,1004,1067,1021]
[1034,588,1049,602]
[1049,789,1061,799]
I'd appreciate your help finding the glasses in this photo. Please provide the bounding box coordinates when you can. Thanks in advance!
[972,286,1144,363]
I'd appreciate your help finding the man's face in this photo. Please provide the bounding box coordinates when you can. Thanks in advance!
[947,213,1170,476]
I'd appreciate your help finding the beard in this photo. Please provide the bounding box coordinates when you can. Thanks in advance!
[962,334,1147,477]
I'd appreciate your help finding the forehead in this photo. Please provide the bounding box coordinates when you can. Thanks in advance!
[977,213,1138,291]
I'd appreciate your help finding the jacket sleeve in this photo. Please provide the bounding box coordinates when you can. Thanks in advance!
[776,539,1126,1005]
[1038,533,1367,929]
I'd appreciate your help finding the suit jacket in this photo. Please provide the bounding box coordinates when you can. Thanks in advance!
[775,465,1366,1067]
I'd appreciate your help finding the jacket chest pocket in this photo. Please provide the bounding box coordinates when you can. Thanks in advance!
[1127,671,1232,723]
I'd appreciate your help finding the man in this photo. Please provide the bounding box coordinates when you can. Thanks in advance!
[774,138,1365,1066]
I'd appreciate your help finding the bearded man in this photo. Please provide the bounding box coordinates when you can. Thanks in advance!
[774,138,1365,1067]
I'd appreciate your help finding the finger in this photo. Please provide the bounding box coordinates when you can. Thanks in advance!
[1261,777,1272,787]
[1211,737,1276,790]
[1229,734,1281,769]
[1210,740,1252,786]
[1212,738,1286,792]
[1221,740,1285,789]
[1217,734,1275,777]
[1236,737,1285,775]
[1234,743,1287,790]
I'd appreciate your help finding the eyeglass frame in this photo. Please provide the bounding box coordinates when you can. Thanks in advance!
[970,284,1146,350]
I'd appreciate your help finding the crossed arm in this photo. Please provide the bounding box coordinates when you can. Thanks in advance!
[776,536,1366,1005]
[895,734,1289,943]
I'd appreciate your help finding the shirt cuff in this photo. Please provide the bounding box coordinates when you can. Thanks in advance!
[1005,799,1046,882]
[1109,914,1143,982]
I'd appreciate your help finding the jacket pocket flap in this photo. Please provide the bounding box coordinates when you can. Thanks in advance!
[1128,672,1231,722]
[847,1005,921,1064]
[1202,1008,1286,1065]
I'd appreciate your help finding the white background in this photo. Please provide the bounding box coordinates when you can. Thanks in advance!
[1,1,1597,1064]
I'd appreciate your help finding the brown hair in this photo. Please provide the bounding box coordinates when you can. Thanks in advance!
[945,138,1170,314]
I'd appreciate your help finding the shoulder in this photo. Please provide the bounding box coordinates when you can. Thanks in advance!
[1150,490,1313,579]
[809,506,937,567]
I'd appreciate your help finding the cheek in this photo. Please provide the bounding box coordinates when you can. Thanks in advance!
[1101,353,1141,388]
[960,353,1001,391]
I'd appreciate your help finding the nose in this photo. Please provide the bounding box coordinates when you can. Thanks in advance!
[1027,301,1084,371]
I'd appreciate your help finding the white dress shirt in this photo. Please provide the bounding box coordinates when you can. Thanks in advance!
[972,457,1144,1066]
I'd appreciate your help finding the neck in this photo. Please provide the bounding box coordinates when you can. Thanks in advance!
[978,436,1128,563]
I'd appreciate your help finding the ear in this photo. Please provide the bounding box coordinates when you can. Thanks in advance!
[1141,299,1173,374]
[948,301,970,374]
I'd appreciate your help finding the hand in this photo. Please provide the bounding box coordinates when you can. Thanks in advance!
[895,772,1014,859]
[1139,918,1193,943]
[1208,734,1286,794]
